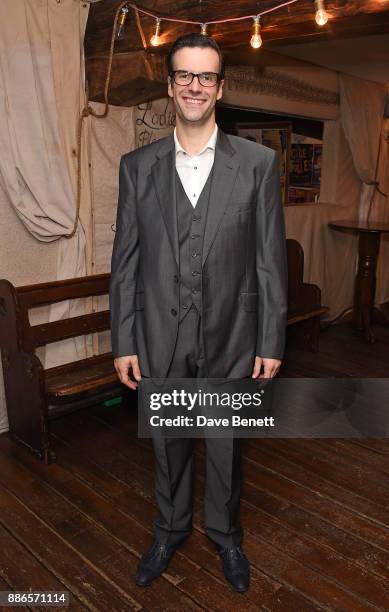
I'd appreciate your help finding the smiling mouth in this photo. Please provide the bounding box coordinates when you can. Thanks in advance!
[182,97,206,105]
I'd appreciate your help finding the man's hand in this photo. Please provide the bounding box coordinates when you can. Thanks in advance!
[114,355,141,390]
[252,356,281,379]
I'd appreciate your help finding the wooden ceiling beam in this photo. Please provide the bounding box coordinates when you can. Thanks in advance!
[265,10,389,46]
[86,51,167,106]
[85,0,389,105]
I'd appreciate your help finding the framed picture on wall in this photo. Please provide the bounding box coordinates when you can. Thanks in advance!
[231,121,292,205]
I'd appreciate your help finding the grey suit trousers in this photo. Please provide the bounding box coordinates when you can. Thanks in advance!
[152,306,243,548]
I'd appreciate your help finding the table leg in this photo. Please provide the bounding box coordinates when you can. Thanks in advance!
[353,232,380,343]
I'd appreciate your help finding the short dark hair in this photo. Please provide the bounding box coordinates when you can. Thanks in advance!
[166,33,225,80]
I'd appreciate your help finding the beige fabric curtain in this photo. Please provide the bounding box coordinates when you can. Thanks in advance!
[285,119,360,320]
[0,0,92,370]
[339,74,386,222]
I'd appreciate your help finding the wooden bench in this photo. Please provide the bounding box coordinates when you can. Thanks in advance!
[286,238,328,352]
[0,274,122,464]
[0,239,327,464]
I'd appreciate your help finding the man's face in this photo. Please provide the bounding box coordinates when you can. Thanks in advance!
[167,46,224,126]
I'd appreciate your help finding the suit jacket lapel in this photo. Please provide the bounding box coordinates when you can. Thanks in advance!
[151,134,179,267]
[202,129,240,266]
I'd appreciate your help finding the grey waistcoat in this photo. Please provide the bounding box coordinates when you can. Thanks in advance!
[175,166,214,322]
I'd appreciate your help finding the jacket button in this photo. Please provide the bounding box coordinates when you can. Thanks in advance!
[171,308,177,316]
[173,275,179,283]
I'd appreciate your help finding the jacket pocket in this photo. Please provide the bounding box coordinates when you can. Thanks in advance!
[225,203,253,215]
[239,292,258,312]
[135,292,144,311]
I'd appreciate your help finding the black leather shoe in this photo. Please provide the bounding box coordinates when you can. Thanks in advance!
[135,541,178,587]
[218,546,250,592]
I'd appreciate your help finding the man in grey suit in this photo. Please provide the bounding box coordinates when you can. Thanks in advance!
[110,33,287,592]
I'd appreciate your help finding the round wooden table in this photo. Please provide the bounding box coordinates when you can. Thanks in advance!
[328,219,389,342]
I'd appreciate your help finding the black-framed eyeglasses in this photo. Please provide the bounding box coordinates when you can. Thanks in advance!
[170,70,220,87]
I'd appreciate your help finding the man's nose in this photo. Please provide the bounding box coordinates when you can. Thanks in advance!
[188,75,202,93]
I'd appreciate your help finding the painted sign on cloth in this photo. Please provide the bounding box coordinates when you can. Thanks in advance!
[134,98,175,148]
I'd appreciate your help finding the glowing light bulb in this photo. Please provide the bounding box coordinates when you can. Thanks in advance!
[250,16,262,49]
[315,0,328,26]
[150,18,161,46]
[116,6,128,40]
[315,9,328,26]
[200,23,208,36]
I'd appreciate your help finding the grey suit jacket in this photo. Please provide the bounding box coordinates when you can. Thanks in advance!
[109,127,288,378]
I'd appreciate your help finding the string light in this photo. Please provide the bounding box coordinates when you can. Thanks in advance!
[314,0,328,26]
[200,23,208,36]
[116,6,129,40]
[250,16,262,49]
[112,0,318,50]
[150,18,161,46]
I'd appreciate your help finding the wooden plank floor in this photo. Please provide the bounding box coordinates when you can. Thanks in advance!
[0,323,388,611]
[282,322,389,377]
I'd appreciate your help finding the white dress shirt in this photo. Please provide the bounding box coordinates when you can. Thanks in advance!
[174,124,218,208]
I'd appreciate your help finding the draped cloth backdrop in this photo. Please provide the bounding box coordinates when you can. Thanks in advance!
[339,74,389,308]
[339,74,386,223]
[0,0,92,372]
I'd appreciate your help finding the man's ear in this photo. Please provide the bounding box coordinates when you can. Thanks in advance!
[167,75,173,98]
[217,79,224,101]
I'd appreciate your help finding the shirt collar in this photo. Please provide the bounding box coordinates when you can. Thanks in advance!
[174,124,218,157]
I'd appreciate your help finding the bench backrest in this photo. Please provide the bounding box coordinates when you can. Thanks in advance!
[0,274,111,353]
